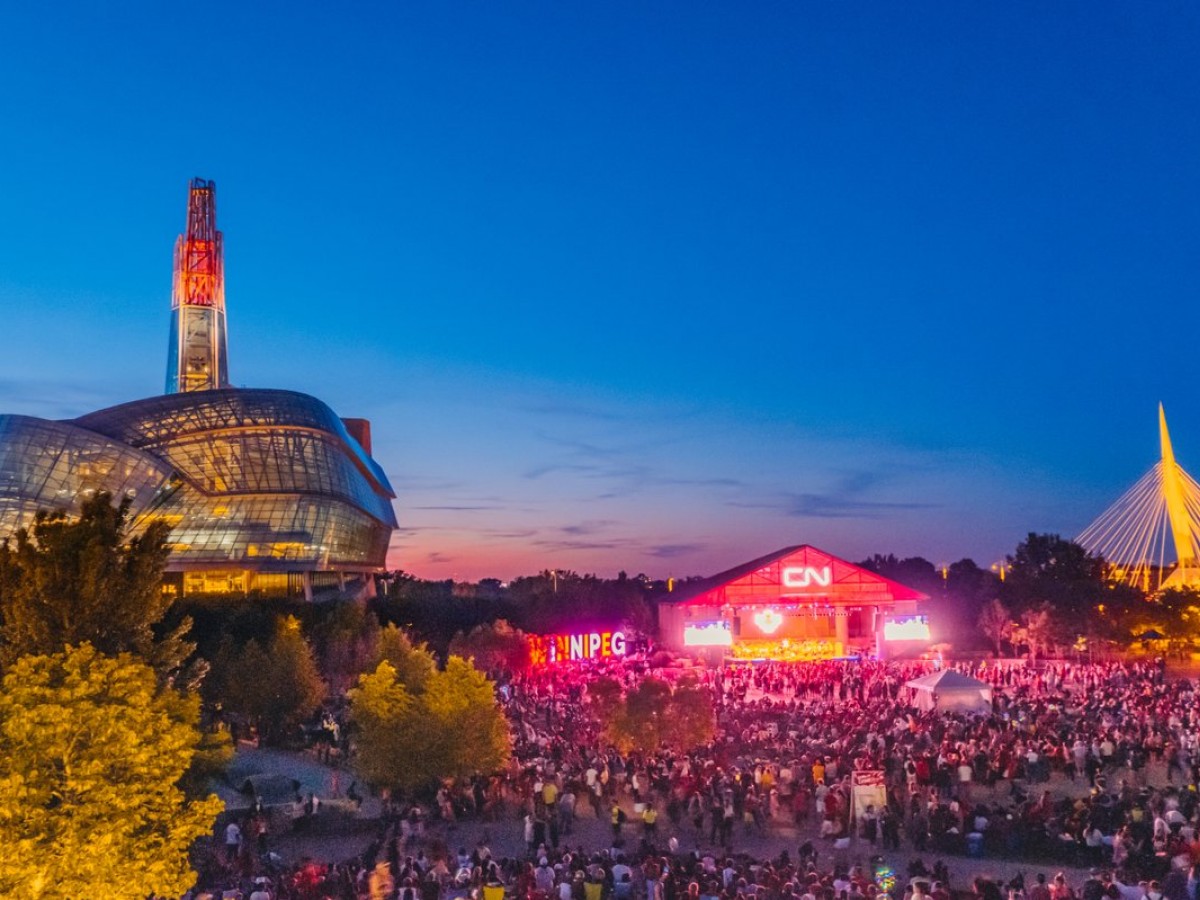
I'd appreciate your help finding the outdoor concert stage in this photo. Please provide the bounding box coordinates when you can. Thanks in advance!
[658,545,929,661]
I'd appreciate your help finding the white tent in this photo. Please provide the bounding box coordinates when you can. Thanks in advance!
[904,669,993,714]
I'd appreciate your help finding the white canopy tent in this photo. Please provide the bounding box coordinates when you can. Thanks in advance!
[904,669,993,713]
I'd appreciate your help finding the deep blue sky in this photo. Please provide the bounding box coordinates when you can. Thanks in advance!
[0,3,1197,580]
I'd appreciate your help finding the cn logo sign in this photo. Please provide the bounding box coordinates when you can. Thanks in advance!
[781,566,832,588]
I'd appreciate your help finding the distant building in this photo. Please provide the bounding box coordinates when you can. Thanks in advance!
[0,179,397,598]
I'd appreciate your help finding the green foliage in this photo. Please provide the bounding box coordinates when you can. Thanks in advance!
[423,656,512,777]
[308,600,380,694]
[505,570,653,634]
[977,598,1013,656]
[0,644,222,899]
[942,559,1000,647]
[668,676,718,748]
[1002,533,1144,650]
[588,675,624,708]
[349,648,510,793]
[209,616,326,744]
[347,661,419,793]
[183,718,236,796]
[1116,586,1200,644]
[0,492,196,684]
[859,555,943,595]
[596,676,716,753]
[448,619,530,672]
[373,623,437,693]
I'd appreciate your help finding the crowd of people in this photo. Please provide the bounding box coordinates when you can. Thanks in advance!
[183,654,1200,900]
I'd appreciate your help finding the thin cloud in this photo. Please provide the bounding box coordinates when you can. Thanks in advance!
[784,493,936,519]
[560,520,618,536]
[648,542,709,559]
[409,504,503,511]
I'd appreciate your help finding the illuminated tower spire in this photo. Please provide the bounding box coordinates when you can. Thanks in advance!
[165,178,230,393]
[1160,403,1198,569]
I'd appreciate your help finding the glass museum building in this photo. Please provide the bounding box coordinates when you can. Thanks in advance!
[0,180,397,598]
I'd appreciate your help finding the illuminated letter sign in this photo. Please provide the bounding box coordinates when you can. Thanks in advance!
[530,630,628,664]
[782,566,832,588]
[753,608,784,634]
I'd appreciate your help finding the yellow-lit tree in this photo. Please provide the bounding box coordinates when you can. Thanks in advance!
[423,656,512,778]
[0,644,222,899]
[372,623,437,693]
[349,651,510,793]
[348,660,419,790]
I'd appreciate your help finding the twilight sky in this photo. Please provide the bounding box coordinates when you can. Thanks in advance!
[0,3,1197,581]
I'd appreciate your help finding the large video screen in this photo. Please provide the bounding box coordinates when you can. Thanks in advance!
[683,620,733,647]
[883,615,930,642]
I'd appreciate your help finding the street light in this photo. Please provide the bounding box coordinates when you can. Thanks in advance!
[990,561,1011,582]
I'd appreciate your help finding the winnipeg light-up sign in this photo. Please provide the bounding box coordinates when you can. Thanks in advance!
[529,630,627,665]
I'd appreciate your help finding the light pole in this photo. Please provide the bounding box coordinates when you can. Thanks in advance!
[990,561,1011,582]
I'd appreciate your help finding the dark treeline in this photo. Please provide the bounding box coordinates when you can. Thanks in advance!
[859,532,1184,655]
[168,532,1200,672]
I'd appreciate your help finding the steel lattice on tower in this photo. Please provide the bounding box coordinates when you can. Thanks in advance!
[165,178,230,393]
[1077,404,1200,592]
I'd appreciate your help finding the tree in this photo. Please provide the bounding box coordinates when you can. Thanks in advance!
[423,657,512,778]
[373,623,437,692]
[859,555,943,597]
[347,661,419,792]
[977,598,1013,657]
[210,616,326,744]
[1003,533,1104,618]
[448,619,530,673]
[348,651,510,793]
[1003,533,1144,651]
[596,676,716,753]
[0,492,197,684]
[309,600,380,695]
[1020,606,1053,661]
[942,559,1000,647]
[1128,586,1200,640]
[0,644,222,898]
[606,678,673,751]
[661,676,717,749]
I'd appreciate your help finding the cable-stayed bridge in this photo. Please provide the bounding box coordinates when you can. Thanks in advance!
[1078,404,1200,592]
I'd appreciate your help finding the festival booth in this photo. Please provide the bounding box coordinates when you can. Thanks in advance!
[658,545,928,661]
[904,669,993,713]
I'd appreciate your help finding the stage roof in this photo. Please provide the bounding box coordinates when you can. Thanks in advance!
[667,544,928,607]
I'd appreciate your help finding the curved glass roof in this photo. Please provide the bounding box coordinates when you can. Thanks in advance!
[73,388,394,497]
[0,414,176,532]
[1,389,397,573]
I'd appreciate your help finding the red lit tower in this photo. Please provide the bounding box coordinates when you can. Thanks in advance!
[166,178,230,393]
